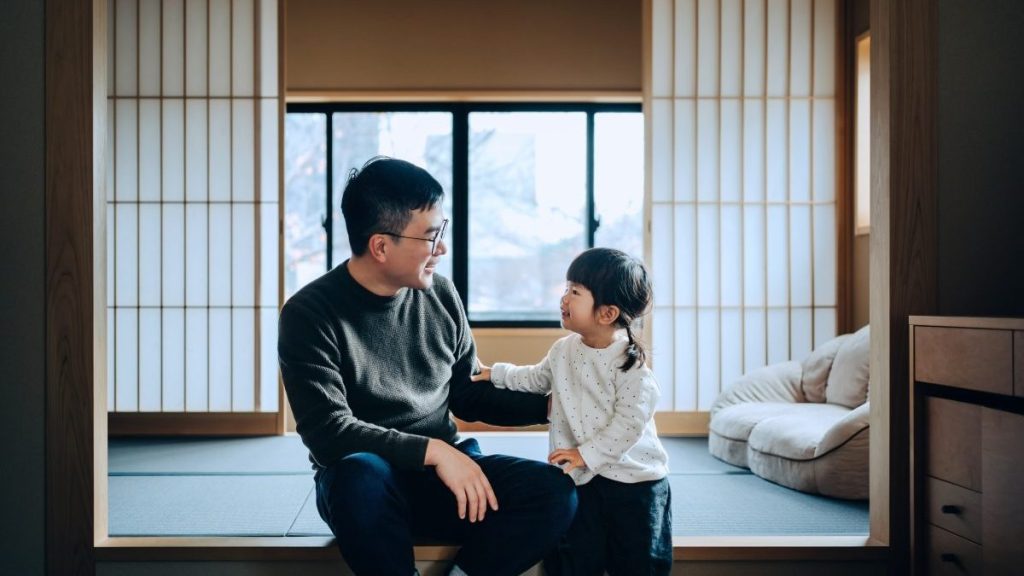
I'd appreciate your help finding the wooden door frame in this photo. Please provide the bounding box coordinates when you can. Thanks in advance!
[46,1,938,573]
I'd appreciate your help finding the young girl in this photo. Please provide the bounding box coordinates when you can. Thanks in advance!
[473,247,672,575]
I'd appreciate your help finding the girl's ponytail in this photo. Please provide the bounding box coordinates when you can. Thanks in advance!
[620,318,647,372]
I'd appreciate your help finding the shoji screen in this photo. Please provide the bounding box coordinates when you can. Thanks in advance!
[107,0,280,413]
[646,0,837,411]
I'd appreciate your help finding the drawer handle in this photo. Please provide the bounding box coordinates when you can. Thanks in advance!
[941,505,961,514]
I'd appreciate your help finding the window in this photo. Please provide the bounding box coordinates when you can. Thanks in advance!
[855,34,871,235]
[285,103,644,326]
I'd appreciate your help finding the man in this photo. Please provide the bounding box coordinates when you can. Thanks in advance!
[278,157,577,576]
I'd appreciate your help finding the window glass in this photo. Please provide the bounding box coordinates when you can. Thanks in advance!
[468,112,587,322]
[594,112,644,258]
[331,112,453,278]
[284,113,326,298]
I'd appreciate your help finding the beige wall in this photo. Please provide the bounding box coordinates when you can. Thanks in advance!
[285,0,642,93]
[473,328,567,366]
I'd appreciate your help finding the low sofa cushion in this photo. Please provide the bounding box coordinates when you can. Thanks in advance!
[745,403,854,461]
[710,360,803,417]
[826,325,871,408]
[709,402,812,444]
[800,334,850,403]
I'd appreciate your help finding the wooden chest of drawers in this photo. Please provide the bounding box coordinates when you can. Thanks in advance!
[910,317,1024,576]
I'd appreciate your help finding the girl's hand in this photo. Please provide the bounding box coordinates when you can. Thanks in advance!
[471,364,492,383]
[548,448,585,474]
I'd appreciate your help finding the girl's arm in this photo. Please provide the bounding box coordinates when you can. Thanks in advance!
[577,369,660,475]
[483,347,557,395]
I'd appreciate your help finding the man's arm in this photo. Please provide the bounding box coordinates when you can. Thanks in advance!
[448,375,549,425]
[278,299,429,470]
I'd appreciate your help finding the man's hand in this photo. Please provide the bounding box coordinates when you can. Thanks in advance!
[470,365,492,383]
[425,439,499,522]
[548,448,586,474]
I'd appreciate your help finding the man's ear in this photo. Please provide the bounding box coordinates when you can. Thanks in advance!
[597,304,620,326]
[367,234,389,263]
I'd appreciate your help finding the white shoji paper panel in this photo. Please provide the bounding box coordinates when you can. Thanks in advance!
[185,100,207,201]
[209,204,231,306]
[813,0,836,97]
[259,307,279,411]
[185,308,208,411]
[107,0,115,96]
[674,308,697,411]
[652,204,674,306]
[209,100,231,201]
[696,0,719,97]
[209,308,231,411]
[813,204,837,305]
[185,0,207,96]
[766,205,788,306]
[260,100,279,201]
[651,99,673,203]
[115,204,138,307]
[721,308,743,389]
[674,0,696,97]
[696,100,719,201]
[790,0,812,97]
[814,307,837,348]
[114,0,137,96]
[673,100,695,202]
[673,205,696,307]
[185,203,208,306]
[765,100,787,202]
[791,307,813,360]
[139,100,161,202]
[259,0,279,97]
[651,0,674,98]
[813,99,836,201]
[139,308,162,411]
[721,0,742,97]
[209,0,231,97]
[720,100,741,202]
[107,307,115,411]
[232,204,255,306]
[697,308,719,410]
[789,204,812,306]
[789,99,811,202]
[115,308,138,411]
[720,205,742,307]
[743,204,765,306]
[766,0,789,97]
[163,0,184,96]
[138,204,162,306]
[743,307,766,372]
[232,99,255,201]
[107,100,115,202]
[139,0,161,96]
[232,309,255,410]
[697,205,720,307]
[767,307,789,364]
[162,204,185,306]
[743,0,765,97]
[162,100,185,201]
[162,308,185,411]
[115,100,137,201]
[743,99,764,201]
[232,0,255,96]
[652,307,675,409]
[107,204,115,308]
[259,203,279,307]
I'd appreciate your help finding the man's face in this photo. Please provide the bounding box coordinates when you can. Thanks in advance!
[384,204,448,291]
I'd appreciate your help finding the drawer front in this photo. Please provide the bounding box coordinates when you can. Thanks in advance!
[928,525,983,576]
[926,476,982,543]
[926,397,982,491]
[915,326,1012,395]
[1015,331,1023,398]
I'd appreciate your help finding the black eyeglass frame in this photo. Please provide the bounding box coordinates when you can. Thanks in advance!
[378,218,449,255]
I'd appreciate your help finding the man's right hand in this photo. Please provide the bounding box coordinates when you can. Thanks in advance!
[425,439,499,523]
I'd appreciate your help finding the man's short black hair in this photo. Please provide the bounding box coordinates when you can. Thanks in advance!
[341,156,444,256]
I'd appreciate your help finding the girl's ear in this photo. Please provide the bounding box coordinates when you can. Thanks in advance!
[368,234,389,263]
[597,304,621,326]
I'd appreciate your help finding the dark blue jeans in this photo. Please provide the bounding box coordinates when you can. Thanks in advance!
[314,438,578,576]
[543,475,673,576]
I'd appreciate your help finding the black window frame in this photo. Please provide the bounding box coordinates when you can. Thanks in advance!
[286,101,643,328]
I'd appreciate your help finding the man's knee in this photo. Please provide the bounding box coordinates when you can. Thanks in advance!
[319,453,399,519]
[533,465,578,532]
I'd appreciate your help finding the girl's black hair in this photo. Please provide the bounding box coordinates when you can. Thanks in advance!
[566,248,653,371]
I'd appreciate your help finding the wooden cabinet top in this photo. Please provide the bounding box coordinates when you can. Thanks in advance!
[910,316,1024,330]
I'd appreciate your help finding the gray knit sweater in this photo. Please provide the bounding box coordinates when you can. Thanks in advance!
[278,261,548,471]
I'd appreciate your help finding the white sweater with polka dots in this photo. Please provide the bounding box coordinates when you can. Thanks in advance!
[491,333,669,486]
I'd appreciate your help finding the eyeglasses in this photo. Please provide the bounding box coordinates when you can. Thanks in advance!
[379,218,449,254]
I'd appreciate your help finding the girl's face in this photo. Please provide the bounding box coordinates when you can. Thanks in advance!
[560,282,600,336]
